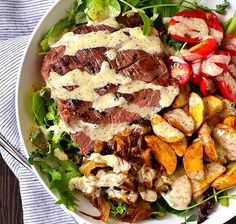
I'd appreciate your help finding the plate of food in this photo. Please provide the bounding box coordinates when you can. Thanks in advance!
[16,0,236,223]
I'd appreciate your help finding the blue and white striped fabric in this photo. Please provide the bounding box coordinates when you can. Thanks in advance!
[0,1,76,223]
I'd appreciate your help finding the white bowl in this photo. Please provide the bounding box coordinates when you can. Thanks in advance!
[16,0,236,223]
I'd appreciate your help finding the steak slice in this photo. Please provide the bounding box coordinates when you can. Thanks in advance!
[41,18,179,155]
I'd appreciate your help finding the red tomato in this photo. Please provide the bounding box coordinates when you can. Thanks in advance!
[206,12,223,45]
[191,61,202,85]
[168,56,191,86]
[201,50,230,77]
[189,37,217,58]
[215,71,236,101]
[168,9,208,43]
[199,76,217,96]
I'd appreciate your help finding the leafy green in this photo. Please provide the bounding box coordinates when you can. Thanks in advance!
[32,89,48,126]
[86,0,121,21]
[219,191,229,207]
[107,197,128,218]
[168,38,184,50]
[226,10,236,34]
[216,0,230,15]
[31,129,49,151]
[138,10,153,35]
[223,17,232,32]
[152,197,188,217]
[181,214,198,224]
[32,88,59,127]
[30,150,82,211]
[39,0,86,54]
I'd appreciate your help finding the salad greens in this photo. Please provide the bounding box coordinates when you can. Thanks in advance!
[39,0,230,54]
[29,149,82,211]
[32,87,59,127]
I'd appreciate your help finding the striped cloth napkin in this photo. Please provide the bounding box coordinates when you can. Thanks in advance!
[0,1,76,223]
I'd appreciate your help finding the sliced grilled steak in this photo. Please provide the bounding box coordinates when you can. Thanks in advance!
[41,17,179,155]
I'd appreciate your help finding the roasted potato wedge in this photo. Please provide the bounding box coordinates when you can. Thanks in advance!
[171,84,190,108]
[215,144,228,164]
[223,115,236,129]
[183,139,204,180]
[164,109,195,136]
[203,95,224,120]
[198,123,218,162]
[212,162,236,190]
[189,92,204,130]
[213,123,236,161]
[161,174,192,210]
[170,138,188,157]
[191,162,226,199]
[205,162,226,184]
[151,114,185,143]
[191,179,209,200]
[145,136,177,175]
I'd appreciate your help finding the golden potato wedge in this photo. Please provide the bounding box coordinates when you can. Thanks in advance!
[145,135,177,175]
[183,139,204,180]
[189,92,204,130]
[215,144,228,164]
[191,179,209,200]
[172,84,190,108]
[212,162,236,190]
[170,138,188,157]
[223,115,236,129]
[163,109,195,136]
[198,123,218,162]
[203,95,224,120]
[213,123,236,161]
[151,114,185,143]
[191,162,226,199]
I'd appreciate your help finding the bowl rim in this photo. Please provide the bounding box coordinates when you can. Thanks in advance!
[15,0,236,224]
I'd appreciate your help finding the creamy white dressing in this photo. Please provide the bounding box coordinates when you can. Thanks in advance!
[53,27,163,55]
[88,153,131,173]
[140,190,157,202]
[106,188,138,203]
[105,49,117,60]
[48,62,178,118]
[209,28,223,45]
[169,16,208,40]
[69,170,126,194]
[54,148,68,161]
[161,174,192,210]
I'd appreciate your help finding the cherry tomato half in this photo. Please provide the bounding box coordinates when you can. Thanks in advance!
[168,56,191,86]
[168,9,208,43]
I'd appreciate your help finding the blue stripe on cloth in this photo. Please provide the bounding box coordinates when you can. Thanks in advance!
[0,1,78,223]
[0,35,76,224]
[0,0,54,40]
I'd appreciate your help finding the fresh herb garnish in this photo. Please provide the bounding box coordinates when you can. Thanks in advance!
[107,196,128,218]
